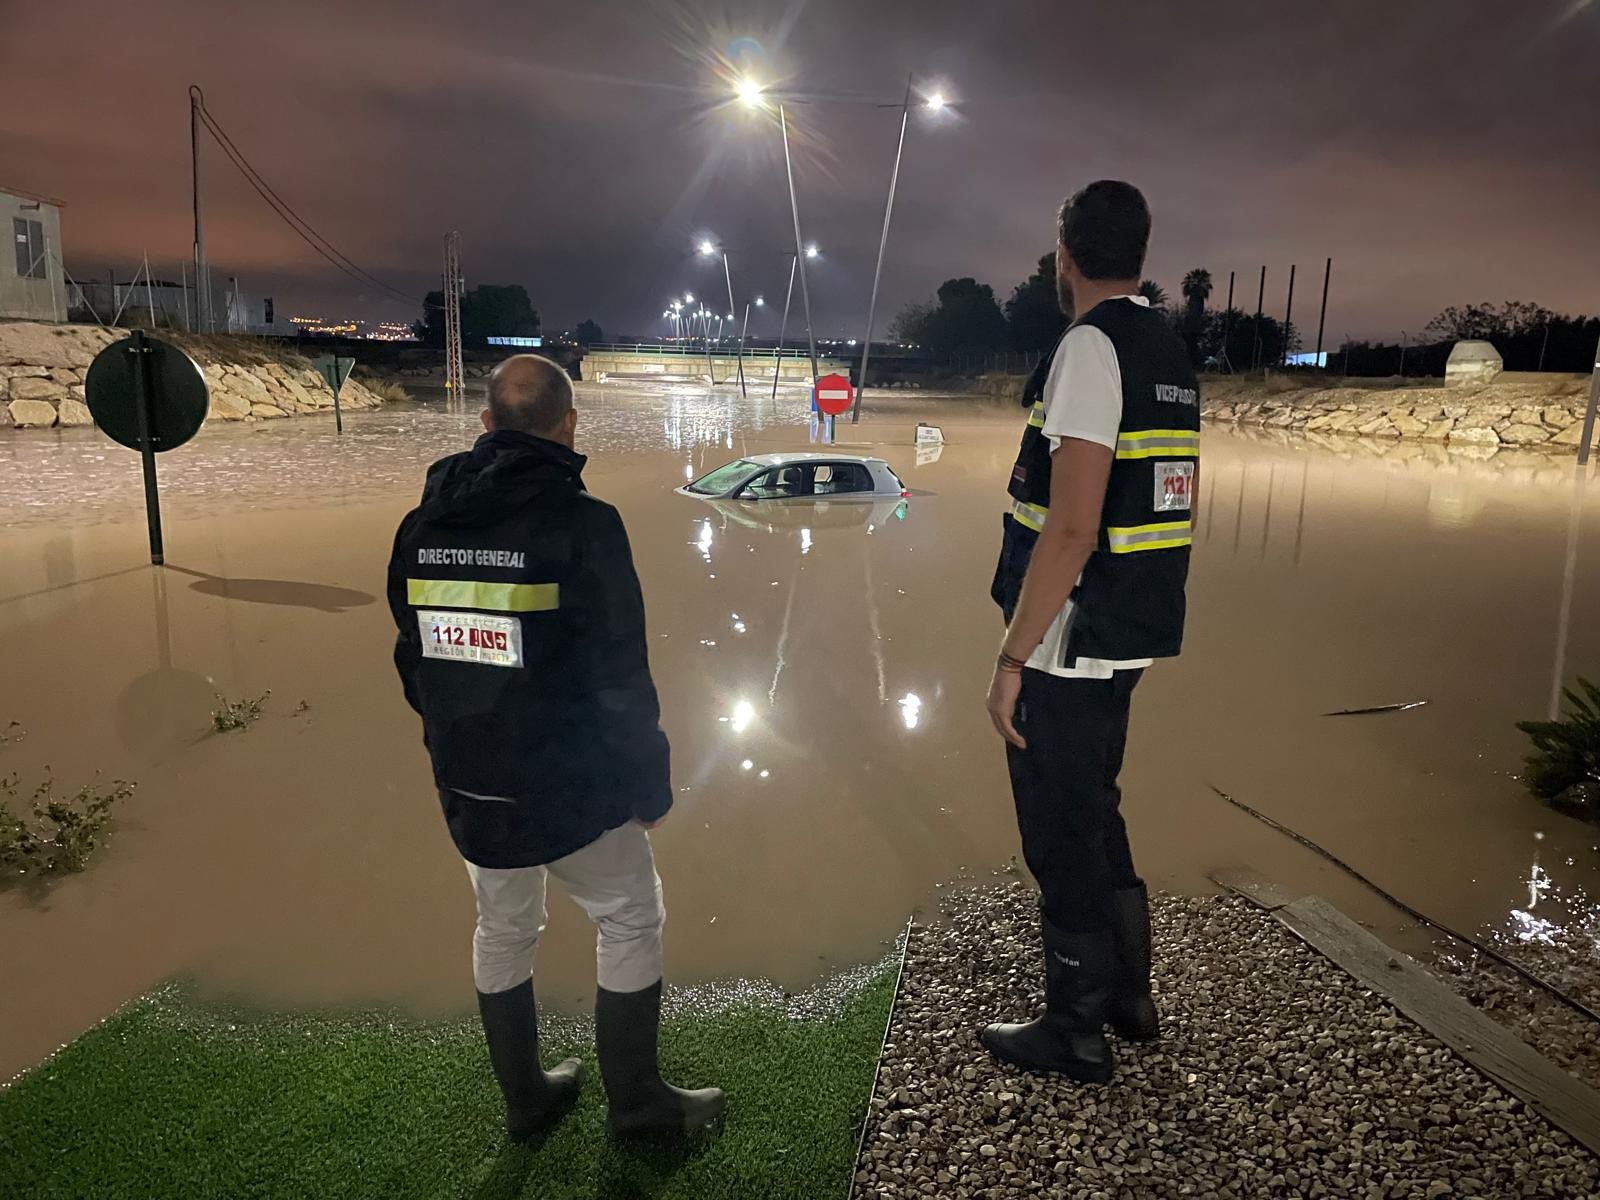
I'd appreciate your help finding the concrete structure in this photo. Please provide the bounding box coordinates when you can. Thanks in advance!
[580,344,848,385]
[1446,339,1505,387]
[1,185,67,323]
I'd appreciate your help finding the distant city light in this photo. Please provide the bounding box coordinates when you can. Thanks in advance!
[698,239,716,256]
[924,92,947,112]
[805,244,819,259]
[754,296,765,307]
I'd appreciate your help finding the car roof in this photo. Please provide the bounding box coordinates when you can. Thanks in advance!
[739,452,887,468]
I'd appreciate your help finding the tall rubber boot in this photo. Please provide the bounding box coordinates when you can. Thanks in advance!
[595,980,725,1137]
[980,919,1115,1083]
[1108,883,1160,1041]
[477,979,583,1141]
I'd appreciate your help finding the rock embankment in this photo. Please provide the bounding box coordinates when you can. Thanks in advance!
[1203,374,1595,455]
[0,322,387,430]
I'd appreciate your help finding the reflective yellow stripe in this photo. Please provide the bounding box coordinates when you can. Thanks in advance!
[407,578,559,612]
[1105,521,1192,554]
[1115,429,1200,459]
[1026,402,1046,429]
[1010,499,1048,532]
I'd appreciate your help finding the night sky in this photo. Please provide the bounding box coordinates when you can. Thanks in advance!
[8,0,1597,343]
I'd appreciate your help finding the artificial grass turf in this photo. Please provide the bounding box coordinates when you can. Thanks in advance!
[0,964,896,1200]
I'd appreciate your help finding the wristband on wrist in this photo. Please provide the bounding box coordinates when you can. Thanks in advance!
[997,649,1027,673]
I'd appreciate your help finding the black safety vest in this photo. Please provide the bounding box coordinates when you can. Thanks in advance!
[990,299,1201,663]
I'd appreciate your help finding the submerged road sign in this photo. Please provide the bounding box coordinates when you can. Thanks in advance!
[84,331,208,565]
[313,355,355,434]
[813,372,853,417]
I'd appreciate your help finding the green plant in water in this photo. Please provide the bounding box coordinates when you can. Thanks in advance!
[0,772,135,878]
[1518,677,1600,799]
[212,690,270,732]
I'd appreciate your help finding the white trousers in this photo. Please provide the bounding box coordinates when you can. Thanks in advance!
[465,822,665,996]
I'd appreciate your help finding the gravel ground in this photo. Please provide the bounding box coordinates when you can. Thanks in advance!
[853,883,1600,1199]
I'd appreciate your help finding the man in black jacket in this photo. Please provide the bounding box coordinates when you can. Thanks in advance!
[388,355,723,1140]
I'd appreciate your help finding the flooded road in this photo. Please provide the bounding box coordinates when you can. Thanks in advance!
[3,382,1598,1080]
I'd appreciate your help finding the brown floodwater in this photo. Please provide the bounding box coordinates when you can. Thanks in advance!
[2,382,1598,1081]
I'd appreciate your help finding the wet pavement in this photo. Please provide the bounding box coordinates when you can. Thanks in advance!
[2,381,1598,1080]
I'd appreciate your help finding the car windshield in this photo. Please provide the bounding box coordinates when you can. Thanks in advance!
[684,458,762,496]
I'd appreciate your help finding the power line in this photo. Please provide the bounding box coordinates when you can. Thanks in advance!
[192,94,434,309]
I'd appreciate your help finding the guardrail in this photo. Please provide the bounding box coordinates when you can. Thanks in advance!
[583,343,816,360]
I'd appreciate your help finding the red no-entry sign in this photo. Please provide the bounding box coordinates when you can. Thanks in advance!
[813,373,853,416]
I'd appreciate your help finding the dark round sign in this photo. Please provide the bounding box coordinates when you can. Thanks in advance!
[85,333,209,453]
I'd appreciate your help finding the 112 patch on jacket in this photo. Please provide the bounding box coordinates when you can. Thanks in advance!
[1153,462,1194,513]
[416,609,524,667]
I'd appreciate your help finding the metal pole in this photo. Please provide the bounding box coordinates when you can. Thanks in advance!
[722,252,746,396]
[189,86,208,334]
[143,253,156,329]
[772,255,797,403]
[1282,263,1295,366]
[703,306,714,385]
[1221,270,1235,373]
[179,261,190,332]
[1549,468,1587,717]
[1314,257,1331,366]
[780,102,820,389]
[1539,323,1551,372]
[1399,331,1408,377]
[1251,266,1265,371]
[854,74,912,424]
[1578,352,1600,467]
[736,302,751,399]
[129,330,165,565]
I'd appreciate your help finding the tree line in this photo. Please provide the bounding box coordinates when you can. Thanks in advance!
[891,259,1600,377]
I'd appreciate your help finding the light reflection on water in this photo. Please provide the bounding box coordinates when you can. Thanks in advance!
[0,382,808,530]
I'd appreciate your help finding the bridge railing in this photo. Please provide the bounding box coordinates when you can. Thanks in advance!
[583,342,819,361]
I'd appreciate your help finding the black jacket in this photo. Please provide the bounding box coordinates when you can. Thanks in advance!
[387,430,671,868]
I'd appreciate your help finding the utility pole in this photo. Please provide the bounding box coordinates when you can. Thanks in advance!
[1282,264,1296,367]
[1251,266,1266,371]
[189,85,210,333]
[1219,270,1236,374]
[443,232,464,399]
[1314,257,1331,367]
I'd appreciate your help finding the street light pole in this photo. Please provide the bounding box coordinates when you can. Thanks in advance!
[779,101,820,391]
[853,73,913,424]
[772,254,797,403]
[720,251,747,396]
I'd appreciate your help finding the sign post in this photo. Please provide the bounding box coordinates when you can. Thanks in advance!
[813,372,853,446]
[314,355,356,434]
[85,331,209,566]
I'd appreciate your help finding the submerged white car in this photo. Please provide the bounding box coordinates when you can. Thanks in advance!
[677,453,906,502]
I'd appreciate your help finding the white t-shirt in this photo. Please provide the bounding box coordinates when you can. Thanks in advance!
[1025,296,1155,680]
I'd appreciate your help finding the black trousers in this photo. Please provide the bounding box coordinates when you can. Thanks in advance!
[1006,667,1143,933]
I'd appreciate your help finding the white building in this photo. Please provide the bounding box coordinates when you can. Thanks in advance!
[2,185,67,322]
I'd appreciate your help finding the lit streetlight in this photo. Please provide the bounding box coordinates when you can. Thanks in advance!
[734,76,820,394]
[855,75,954,422]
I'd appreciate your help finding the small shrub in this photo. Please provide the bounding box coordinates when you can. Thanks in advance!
[1518,678,1600,799]
[0,772,135,878]
[212,690,270,732]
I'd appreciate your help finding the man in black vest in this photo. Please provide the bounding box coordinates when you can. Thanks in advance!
[982,182,1200,1081]
[387,355,723,1139]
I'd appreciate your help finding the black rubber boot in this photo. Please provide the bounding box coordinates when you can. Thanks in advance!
[596,980,725,1137]
[1108,884,1160,1041]
[477,979,583,1141]
[980,919,1115,1082]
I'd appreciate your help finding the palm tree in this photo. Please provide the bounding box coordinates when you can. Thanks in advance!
[1136,279,1168,309]
[1180,269,1213,323]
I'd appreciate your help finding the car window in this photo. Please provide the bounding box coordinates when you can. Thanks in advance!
[814,462,873,495]
[745,466,811,499]
[686,458,761,496]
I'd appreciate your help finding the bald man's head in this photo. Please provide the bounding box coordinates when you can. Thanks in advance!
[483,355,576,445]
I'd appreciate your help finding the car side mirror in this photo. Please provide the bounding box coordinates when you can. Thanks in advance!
[737,487,757,500]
